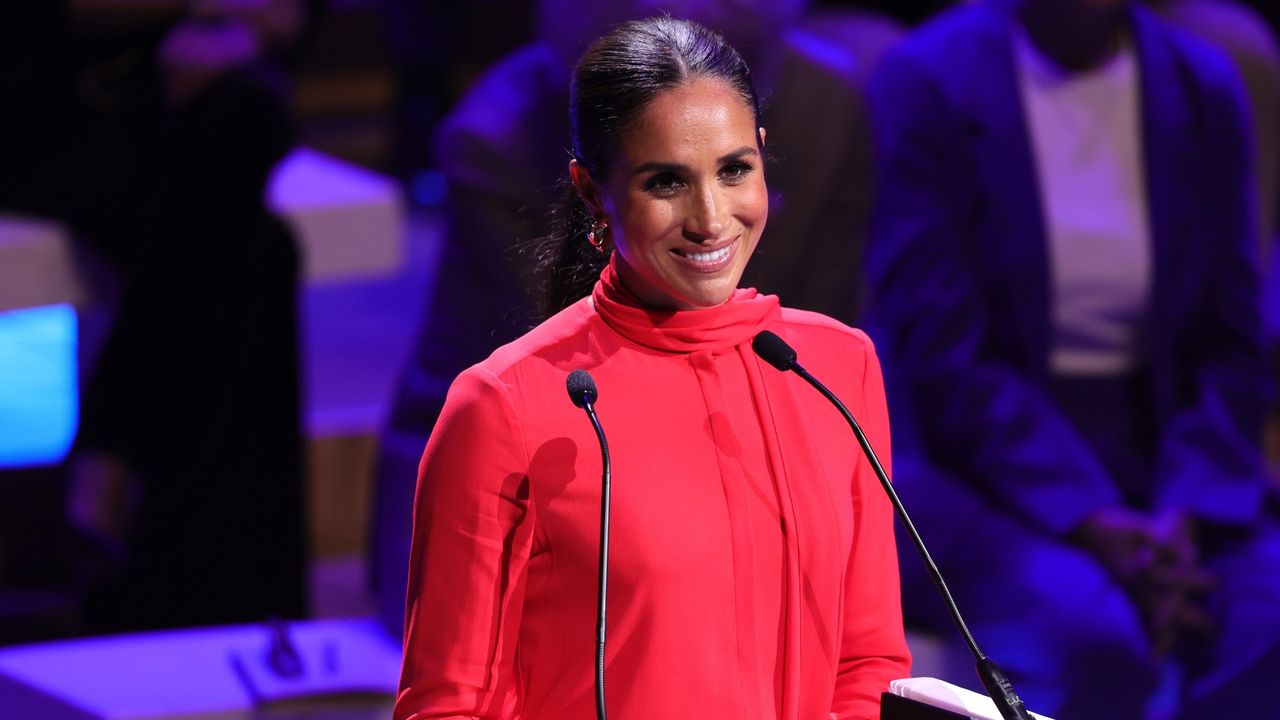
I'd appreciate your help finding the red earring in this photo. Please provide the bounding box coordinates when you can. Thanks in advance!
[587,220,609,251]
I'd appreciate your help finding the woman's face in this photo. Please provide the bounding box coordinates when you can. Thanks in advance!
[578,77,768,311]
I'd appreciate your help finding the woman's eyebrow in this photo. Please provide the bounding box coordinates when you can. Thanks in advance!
[718,146,758,163]
[631,160,687,177]
[630,146,759,177]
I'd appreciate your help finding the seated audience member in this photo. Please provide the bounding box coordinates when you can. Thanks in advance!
[864,0,1280,717]
[0,0,311,631]
[371,0,904,632]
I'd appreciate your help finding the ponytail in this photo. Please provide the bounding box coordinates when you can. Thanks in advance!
[529,180,610,320]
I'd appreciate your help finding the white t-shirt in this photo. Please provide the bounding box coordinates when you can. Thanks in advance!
[1014,27,1153,376]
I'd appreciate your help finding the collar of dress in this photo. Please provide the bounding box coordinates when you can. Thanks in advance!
[590,255,782,355]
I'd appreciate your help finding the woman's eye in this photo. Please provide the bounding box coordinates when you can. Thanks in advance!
[644,173,684,195]
[720,162,753,184]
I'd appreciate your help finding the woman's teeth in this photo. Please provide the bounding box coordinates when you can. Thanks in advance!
[683,245,731,263]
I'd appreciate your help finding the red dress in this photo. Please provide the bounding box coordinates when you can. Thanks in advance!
[396,261,910,719]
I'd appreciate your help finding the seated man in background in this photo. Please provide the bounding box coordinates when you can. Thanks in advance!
[372,0,905,635]
[864,0,1280,717]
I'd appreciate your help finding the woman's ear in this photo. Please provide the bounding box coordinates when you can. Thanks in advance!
[569,159,606,217]
[758,126,767,149]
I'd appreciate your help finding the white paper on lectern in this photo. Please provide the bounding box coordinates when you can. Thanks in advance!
[889,677,1056,720]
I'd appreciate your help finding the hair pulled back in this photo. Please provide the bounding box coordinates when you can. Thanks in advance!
[532,16,762,318]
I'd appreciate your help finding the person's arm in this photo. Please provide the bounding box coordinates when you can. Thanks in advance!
[1152,54,1272,525]
[863,48,1122,537]
[395,367,532,720]
[830,336,912,719]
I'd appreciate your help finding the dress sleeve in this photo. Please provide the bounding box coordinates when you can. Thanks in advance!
[863,50,1122,536]
[830,337,913,719]
[395,367,533,720]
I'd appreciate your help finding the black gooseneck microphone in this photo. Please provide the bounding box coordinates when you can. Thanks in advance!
[751,330,1035,720]
[566,369,612,720]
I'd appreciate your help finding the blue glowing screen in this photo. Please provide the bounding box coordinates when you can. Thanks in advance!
[0,304,78,467]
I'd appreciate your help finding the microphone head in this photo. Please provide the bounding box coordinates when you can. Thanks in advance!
[752,331,797,371]
[566,369,599,408]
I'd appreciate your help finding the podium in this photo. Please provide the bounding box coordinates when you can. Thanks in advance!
[882,692,971,719]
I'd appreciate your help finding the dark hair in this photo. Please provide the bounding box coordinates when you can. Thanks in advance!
[531,16,763,317]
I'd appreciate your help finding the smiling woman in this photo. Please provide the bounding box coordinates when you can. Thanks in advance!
[532,15,771,316]
[396,16,910,720]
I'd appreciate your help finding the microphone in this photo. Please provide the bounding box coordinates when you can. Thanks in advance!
[751,331,1034,720]
[567,368,598,408]
[565,369,612,720]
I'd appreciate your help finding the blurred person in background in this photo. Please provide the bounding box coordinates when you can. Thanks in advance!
[371,0,906,636]
[864,0,1280,716]
[0,0,316,632]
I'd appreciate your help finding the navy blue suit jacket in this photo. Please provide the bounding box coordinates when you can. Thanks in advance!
[864,0,1271,538]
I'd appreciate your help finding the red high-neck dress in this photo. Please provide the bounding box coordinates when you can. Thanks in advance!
[396,260,910,720]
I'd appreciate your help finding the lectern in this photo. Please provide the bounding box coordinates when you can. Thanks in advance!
[881,692,970,719]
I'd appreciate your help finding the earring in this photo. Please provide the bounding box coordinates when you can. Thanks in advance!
[587,219,609,251]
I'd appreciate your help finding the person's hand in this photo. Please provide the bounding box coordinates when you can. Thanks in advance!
[1072,506,1163,584]
[1143,509,1216,655]
[1071,507,1215,655]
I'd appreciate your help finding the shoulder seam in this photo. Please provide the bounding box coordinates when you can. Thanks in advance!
[469,364,534,471]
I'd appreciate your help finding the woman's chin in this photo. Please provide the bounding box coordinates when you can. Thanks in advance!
[671,277,742,310]
[620,260,746,311]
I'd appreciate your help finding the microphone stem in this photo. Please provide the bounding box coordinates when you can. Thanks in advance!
[748,331,1034,719]
[583,398,611,720]
[791,362,1033,720]
[789,362,985,662]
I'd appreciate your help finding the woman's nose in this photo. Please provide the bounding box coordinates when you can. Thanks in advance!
[684,186,726,240]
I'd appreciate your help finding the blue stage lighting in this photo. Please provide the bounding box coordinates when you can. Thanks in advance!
[0,304,78,467]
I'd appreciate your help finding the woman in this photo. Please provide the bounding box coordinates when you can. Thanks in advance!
[396,17,910,720]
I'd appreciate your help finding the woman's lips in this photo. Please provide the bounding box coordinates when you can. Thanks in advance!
[670,236,739,273]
